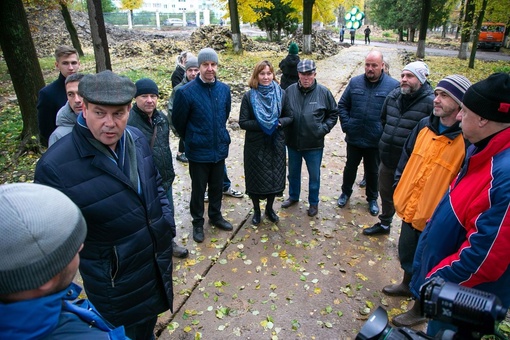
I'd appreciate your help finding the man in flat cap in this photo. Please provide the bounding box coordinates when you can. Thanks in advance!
[281,59,339,217]
[172,47,234,243]
[35,70,175,339]
[0,183,128,339]
[363,61,434,236]
[409,73,510,336]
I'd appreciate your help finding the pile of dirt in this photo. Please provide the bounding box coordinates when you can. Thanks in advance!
[282,28,343,59]
[24,8,341,59]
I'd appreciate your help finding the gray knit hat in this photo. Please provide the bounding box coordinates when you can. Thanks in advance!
[403,61,429,84]
[0,183,87,295]
[197,47,218,65]
[185,56,199,70]
[79,70,136,106]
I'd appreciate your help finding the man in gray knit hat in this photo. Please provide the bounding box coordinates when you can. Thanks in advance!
[0,183,127,339]
[173,47,234,243]
[35,70,175,339]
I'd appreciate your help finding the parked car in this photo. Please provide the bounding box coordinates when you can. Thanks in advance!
[164,18,185,26]
[187,20,197,27]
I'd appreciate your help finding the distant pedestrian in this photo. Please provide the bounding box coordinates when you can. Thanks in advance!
[279,42,300,90]
[239,60,293,225]
[350,28,356,44]
[364,26,371,44]
[340,25,345,42]
[281,59,339,217]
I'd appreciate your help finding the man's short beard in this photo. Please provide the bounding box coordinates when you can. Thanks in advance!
[400,86,411,95]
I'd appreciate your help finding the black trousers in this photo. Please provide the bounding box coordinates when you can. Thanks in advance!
[398,221,421,274]
[189,160,225,228]
[341,144,379,201]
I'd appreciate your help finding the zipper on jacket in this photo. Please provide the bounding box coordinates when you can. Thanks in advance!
[111,246,119,287]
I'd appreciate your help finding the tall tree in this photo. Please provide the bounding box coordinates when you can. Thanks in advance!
[468,0,488,68]
[0,0,45,153]
[302,0,315,54]
[458,0,475,59]
[416,0,431,58]
[121,0,143,26]
[87,0,112,72]
[229,0,242,52]
[60,1,84,56]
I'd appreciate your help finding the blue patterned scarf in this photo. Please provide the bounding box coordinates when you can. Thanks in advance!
[250,81,282,135]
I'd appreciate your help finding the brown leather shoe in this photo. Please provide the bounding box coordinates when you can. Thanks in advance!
[392,300,426,327]
[281,198,298,209]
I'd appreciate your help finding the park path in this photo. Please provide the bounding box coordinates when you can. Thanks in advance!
[158,44,411,339]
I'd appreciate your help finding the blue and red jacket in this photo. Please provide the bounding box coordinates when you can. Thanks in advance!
[410,127,510,308]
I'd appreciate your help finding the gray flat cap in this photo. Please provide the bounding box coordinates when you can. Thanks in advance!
[79,70,136,106]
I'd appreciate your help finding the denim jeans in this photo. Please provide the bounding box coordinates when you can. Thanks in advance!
[287,147,323,206]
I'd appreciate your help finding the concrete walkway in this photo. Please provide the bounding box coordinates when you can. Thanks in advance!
[159,44,412,339]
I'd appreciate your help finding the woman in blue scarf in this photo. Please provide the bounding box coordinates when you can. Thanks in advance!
[239,60,294,225]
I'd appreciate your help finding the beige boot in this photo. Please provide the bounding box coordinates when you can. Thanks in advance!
[382,272,413,297]
[392,300,426,327]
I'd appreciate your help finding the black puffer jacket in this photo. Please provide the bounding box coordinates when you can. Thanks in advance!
[279,54,300,90]
[34,123,175,328]
[128,104,175,191]
[284,81,339,151]
[379,83,434,169]
[239,91,293,196]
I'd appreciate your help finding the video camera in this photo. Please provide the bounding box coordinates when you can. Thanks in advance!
[357,277,508,340]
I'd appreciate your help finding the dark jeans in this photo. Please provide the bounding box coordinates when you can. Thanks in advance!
[378,162,396,226]
[178,138,185,153]
[124,316,157,340]
[365,35,370,44]
[398,221,421,274]
[189,160,225,227]
[341,144,379,201]
[223,165,231,192]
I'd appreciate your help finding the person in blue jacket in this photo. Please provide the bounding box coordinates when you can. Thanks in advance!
[35,70,175,340]
[0,183,127,340]
[173,47,234,243]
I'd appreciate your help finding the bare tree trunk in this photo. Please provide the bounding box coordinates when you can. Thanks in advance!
[228,0,242,53]
[417,0,431,58]
[0,0,45,154]
[86,0,112,72]
[468,0,488,68]
[303,0,315,54]
[60,2,84,57]
[458,0,474,60]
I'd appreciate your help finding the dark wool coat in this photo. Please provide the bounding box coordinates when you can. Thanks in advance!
[34,123,175,328]
[128,104,175,191]
[171,65,185,88]
[37,72,67,147]
[239,91,293,197]
[279,54,300,90]
[379,83,434,169]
